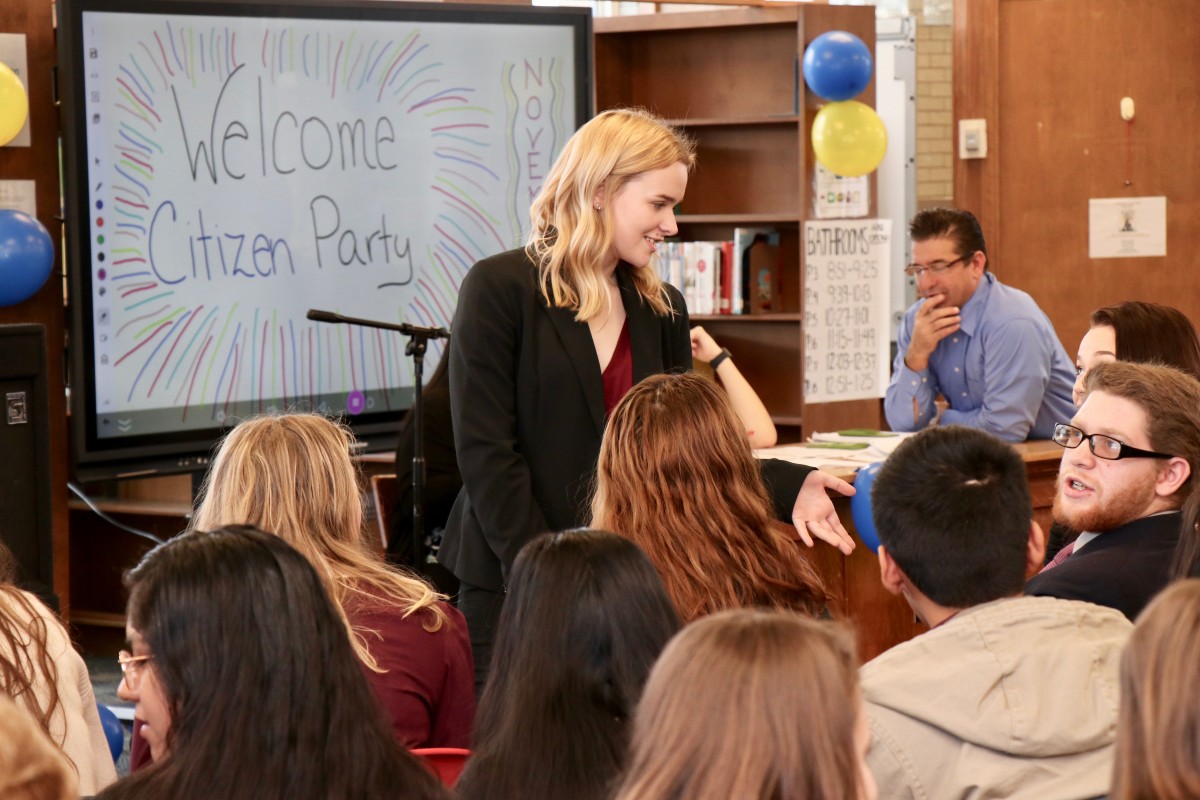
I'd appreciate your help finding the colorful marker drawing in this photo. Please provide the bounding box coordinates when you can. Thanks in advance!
[97,15,571,422]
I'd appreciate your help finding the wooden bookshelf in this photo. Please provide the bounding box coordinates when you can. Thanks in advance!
[595,5,883,439]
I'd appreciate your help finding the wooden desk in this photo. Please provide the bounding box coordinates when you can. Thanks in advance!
[773,438,1062,662]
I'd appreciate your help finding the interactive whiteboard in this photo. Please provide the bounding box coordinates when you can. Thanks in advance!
[61,0,591,479]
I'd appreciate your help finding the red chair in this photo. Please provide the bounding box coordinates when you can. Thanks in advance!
[411,747,471,788]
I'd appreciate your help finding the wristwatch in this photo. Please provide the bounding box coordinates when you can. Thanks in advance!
[709,347,732,371]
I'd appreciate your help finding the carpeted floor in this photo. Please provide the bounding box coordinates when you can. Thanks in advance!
[85,655,134,776]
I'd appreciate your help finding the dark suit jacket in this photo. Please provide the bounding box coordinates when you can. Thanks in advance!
[1024,511,1181,621]
[439,248,812,592]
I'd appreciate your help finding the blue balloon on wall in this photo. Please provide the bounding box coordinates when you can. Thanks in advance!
[802,31,874,102]
[0,209,55,307]
[850,460,885,553]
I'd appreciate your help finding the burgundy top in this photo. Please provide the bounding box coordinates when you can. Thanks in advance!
[349,598,476,748]
[130,597,475,770]
[602,320,633,417]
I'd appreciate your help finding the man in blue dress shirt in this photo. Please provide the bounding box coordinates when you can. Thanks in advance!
[884,208,1075,442]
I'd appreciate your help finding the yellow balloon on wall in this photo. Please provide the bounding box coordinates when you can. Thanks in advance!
[811,100,887,178]
[0,62,29,147]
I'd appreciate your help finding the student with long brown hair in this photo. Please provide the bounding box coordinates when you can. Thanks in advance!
[591,371,829,621]
[0,542,116,794]
[1110,578,1200,800]
[190,414,474,747]
[615,609,876,800]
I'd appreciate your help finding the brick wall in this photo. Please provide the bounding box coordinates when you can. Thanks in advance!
[915,17,953,206]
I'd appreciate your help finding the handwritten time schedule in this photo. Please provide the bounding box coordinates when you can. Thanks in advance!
[803,219,891,403]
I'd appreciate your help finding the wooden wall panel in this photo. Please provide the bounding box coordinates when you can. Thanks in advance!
[959,0,1200,354]
[0,1,69,611]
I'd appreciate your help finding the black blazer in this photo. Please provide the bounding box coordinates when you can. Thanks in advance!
[1024,511,1181,621]
[439,248,812,591]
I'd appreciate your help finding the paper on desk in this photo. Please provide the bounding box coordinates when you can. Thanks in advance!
[809,430,915,459]
[753,444,884,470]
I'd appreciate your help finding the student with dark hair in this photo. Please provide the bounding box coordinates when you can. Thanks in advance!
[862,425,1131,800]
[1110,579,1200,800]
[885,207,1075,441]
[592,372,829,621]
[0,542,116,794]
[616,610,876,800]
[455,529,681,800]
[100,525,450,800]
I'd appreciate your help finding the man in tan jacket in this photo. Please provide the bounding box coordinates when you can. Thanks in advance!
[861,425,1131,800]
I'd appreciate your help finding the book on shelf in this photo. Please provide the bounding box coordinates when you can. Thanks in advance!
[733,227,781,314]
[659,240,728,316]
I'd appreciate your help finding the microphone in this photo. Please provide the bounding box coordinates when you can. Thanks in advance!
[305,309,450,340]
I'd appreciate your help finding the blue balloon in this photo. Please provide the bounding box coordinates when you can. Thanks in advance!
[802,31,874,102]
[849,461,885,553]
[0,209,55,307]
[96,703,124,763]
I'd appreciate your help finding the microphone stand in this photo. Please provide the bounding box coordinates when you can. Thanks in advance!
[306,309,450,575]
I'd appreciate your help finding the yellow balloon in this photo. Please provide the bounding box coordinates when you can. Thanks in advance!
[0,61,29,147]
[811,100,887,178]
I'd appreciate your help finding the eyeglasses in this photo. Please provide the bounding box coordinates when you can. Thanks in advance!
[118,650,155,690]
[903,254,971,278]
[1052,423,1175,461]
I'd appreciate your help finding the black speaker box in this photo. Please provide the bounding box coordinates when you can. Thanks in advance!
[0,324,56,609]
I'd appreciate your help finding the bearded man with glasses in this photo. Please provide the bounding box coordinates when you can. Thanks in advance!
[884,208,1074,442]
[1024,360,1200,620]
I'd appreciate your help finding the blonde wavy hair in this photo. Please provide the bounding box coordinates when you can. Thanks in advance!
[191,414,445,670]
[616,610,866,800]
[0,693,75,800]
[527,107,696,323]
[1111,578,1200,800]
[591,373,828,621]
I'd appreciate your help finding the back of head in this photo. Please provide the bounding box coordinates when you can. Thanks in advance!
[908,207,987,263]
[0,694,76,800]
[193,413,363,554]
[193,414,444,663]
[871,426,1031,607]
[459,529,680,800]
[112,525,445,800]
[1111,578,1200,800]
[593,372,827,620]
[528,107,696,319]
[616,610,863,800]
[1090,301,1200,380]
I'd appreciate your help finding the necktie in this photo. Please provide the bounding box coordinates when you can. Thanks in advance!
[1040,541,1075,573]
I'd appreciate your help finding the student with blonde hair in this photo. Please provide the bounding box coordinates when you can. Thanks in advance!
[0,693,77,800]
[592,371,829,621]
[615,609,876,800]
[442,107,853,685]
[0,542,116,793]
[1111,578,1200,800]
[189,413,473,748]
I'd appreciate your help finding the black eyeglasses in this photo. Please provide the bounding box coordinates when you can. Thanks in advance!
[903,254,972,279]
[1052,423,1175,461]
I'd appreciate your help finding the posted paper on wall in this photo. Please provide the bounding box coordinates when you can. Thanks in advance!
[1089,196,1166,258]
[803,219,891,402]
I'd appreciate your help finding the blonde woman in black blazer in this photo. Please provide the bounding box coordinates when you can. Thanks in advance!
[440,109,856,687]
